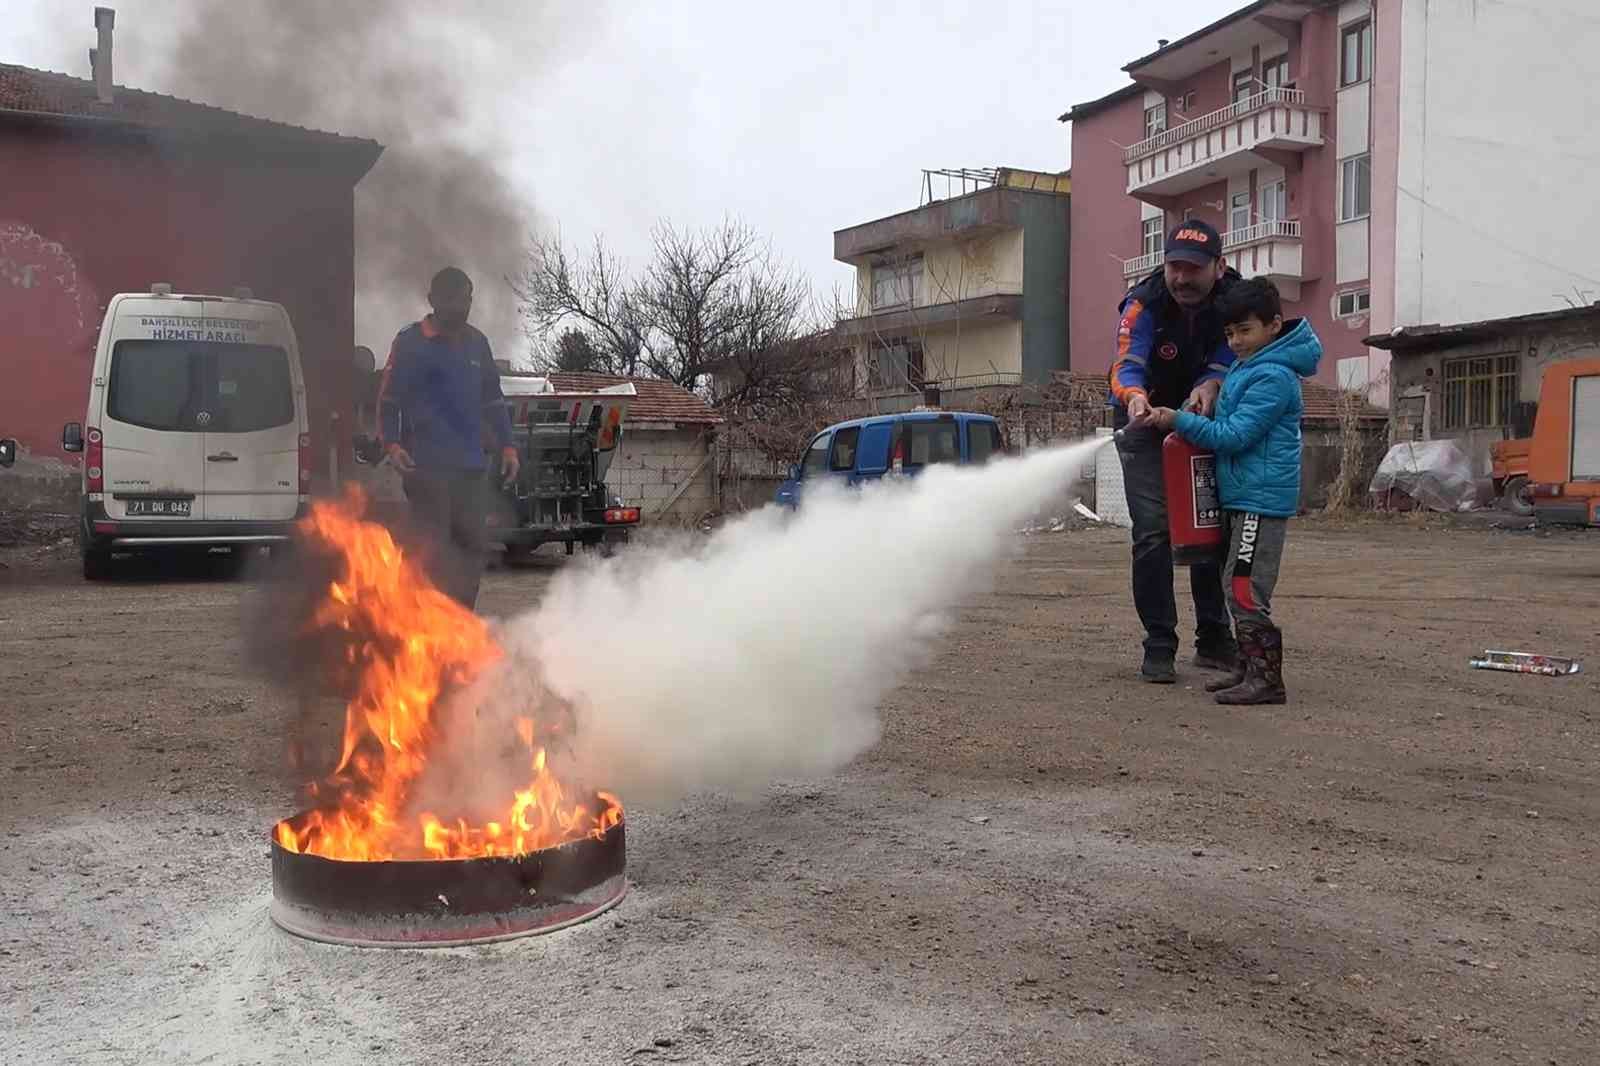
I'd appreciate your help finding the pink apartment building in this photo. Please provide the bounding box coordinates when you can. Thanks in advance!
[1062,0,1599,404]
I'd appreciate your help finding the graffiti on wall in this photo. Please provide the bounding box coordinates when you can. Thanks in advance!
[1,222,96,332]
[0,223,99,469]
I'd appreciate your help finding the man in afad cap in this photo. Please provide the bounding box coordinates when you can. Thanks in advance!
[1108,219,1239,684]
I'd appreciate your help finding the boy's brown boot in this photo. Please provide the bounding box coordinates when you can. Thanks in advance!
[1204,640,1247,693]
[1214,622,1286,705]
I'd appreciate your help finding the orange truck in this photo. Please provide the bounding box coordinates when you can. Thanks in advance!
[1494,357,1600,526]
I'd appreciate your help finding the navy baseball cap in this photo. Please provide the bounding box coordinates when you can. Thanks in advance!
[1164,219,1223,266]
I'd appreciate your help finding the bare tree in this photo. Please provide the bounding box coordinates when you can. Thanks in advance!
[514,235,648,377]
[515,219,823,397]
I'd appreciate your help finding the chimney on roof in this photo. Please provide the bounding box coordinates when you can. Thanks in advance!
[90,7,115,105]
[1158,38,1170,48]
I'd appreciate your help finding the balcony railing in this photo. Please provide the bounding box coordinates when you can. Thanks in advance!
[1122,249,1164,277]
[1125,88,1307,163]
[1123,219,1302,278]
[1223,218,1301,247]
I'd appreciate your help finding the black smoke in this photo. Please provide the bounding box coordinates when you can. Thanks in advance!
[101,1,603,354]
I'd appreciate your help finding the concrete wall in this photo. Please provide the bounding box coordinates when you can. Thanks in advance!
[605,425,716,523]
[921,319,1024,386]
[919,229,1024,305]
[0,125,362,513]
[1390,0,1600,333]
[1018,192,1071,383]
[1388,324,1600,473]
[1068,93,1148,383]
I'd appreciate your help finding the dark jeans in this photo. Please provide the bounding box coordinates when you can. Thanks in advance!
[1114,424,1231,657]
[402,469,488,610]
[1222,509,1288,629]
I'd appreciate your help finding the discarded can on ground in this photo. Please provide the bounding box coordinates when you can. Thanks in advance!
[1469,650,1582,676]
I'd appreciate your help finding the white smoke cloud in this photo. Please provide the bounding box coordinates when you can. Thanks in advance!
[497,437,1110,809]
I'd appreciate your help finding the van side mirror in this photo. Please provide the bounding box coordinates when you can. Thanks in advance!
[62,423,84,453]
[0,438,16,468]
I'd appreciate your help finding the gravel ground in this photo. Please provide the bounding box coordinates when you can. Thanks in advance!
[2,520,1596,1065]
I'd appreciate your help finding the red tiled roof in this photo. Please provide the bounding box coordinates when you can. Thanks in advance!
[544,372,724,427]
[1301,381,1388,423]
[1053,369,1385,423]
[0,62,380,157]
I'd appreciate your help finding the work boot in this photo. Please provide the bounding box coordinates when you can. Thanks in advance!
[1204,643,1247,693]
[1192,631,1239,673]
[1140,649,1177,685]
[1214,622,1286,705]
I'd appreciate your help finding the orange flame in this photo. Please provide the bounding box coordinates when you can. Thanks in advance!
[273,489,621,862]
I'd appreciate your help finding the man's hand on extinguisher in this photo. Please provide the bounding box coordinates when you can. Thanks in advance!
[1182,379,1221,417]
[1126,393,1154,427]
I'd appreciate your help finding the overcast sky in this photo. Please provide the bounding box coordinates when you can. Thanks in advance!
[5,0,1242,352]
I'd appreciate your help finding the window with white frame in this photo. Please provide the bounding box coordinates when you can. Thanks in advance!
[870,254,923,310]
[1259,179,1287,223]
[1336,289,1371,317]
[1144,101,1167,139]
[1341,19,1373,86]
[1141,216,1164,257]
[1339,154,1371,222]
[868,337,925,390]
[1232,69,1256,104]
[1263,54,1291,91]
[1229,191,1251,234]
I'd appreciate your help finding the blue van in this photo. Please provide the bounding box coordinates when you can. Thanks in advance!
[775,410,1005,507]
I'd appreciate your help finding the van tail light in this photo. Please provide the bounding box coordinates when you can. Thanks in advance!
[604,507,640,524]
[891,437,904,475]
[85,427,104,492]
[298,433,312,497]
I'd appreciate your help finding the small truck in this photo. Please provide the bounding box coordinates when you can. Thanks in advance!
[490,375,640,558]
[354,375,642,559]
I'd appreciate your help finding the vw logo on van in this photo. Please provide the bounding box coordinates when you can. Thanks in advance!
[195,411,212,427]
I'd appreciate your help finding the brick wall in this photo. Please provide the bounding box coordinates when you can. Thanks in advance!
[606,425,715,523]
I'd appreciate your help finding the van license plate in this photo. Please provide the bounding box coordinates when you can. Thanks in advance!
[125,498,191,517]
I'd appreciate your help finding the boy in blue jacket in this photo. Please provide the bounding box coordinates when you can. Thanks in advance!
[1149,278,1322,705]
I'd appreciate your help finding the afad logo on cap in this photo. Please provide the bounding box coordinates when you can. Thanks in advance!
[1173,228,1211,244]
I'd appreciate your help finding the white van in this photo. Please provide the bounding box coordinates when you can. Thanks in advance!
[62,286,310,580]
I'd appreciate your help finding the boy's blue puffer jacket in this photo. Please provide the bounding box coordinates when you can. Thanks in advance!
[1172,317,1323,518]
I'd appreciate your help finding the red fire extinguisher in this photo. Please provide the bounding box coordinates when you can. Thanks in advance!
[1160,432,1222,565]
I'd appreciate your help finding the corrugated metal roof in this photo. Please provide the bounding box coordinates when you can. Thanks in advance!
[1363,304,1600,352]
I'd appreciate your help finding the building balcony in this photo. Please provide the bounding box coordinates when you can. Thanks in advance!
[835,293,1023,338]
[1223,219,1304,292]
[1122,219,1305,295]
[1124,89,1325,201]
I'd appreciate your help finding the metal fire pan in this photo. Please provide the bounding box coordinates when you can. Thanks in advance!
[269,815,625,948]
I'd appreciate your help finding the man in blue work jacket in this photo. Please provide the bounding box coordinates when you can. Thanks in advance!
[378,267,519,610]
[1109,219,1239,684]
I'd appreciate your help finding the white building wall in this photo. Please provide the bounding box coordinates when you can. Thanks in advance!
[605,425,716,523]
[1393,0,1600,328]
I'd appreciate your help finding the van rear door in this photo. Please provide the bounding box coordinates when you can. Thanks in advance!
[198,307,301,520]
[101,336,207,522]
